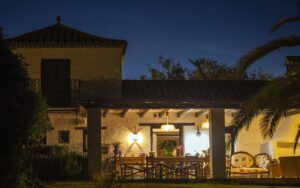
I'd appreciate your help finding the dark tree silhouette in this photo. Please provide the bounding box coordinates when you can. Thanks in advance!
[0,29,51,187]
[141,56,272,80]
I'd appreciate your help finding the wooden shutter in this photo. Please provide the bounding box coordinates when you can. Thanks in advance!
[41,59,71,107]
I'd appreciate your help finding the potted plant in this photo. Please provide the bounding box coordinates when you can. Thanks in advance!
[112,141,121,156]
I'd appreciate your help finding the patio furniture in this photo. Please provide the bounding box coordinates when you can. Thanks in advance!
[229,151,269,178]
[279,156,300,178]
[117,156,146,179]
[268,163,281,178]
[115,156,209,180]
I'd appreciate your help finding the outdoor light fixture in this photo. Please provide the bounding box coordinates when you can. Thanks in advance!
[196,126,201,137]
[128,132,142,144]
[161,112,175,131]
[202,114,209,129]
[128,126,142,144]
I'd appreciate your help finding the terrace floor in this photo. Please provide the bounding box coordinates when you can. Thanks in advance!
[46,181,300,188]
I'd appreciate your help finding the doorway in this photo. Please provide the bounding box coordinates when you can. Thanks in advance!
[156,133,179,156]
[41,59,71,107]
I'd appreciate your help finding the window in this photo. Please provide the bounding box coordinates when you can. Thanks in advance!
[59,131,70,143]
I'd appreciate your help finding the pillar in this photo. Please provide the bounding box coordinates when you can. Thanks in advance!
[87,108,101,176]
[209,108,226,179]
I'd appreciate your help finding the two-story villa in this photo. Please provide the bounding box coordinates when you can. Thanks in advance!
[7,19,300,178]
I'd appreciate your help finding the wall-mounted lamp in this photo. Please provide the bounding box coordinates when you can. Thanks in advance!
[128,126,142,144]
[202,114,209,129]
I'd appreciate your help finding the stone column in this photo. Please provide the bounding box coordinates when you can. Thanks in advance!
[87,108,101,176]
[209,108,226,179]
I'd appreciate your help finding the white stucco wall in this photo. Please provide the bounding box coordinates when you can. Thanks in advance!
[102,110,209,157]
[184,126,209,155]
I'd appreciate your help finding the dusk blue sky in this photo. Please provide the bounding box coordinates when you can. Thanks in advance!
[1,0,300,79]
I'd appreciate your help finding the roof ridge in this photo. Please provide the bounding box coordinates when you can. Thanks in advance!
[6,22,127,52]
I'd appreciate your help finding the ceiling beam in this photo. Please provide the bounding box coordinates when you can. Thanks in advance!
[195,110,206,117]
[120,109,130,118]
[177,109,192,118]
[138,109,149,117]
[102,109,110,118]
[139,122,195,127]
[286,109,300,117]
[158,109,170,117]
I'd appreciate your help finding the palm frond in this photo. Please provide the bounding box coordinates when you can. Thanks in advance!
[271,16,300,34]
[294,125,300,154]
[231,73,300,144]
[260,108,288,139]
[235,36,300,79]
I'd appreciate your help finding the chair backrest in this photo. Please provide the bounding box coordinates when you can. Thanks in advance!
[231,151,254,168]
[254,153,270,168]
[225,155,231,167]
[122,157,145,165]
[279,156,300,177]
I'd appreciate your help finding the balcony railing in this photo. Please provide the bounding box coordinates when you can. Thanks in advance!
[31,79,80,107]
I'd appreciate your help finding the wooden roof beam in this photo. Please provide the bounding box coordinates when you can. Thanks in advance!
[158,109,170,117]
[286,109,300,117]
[195,110,206,117]
[138,109,150,117]
[102,109,110,118]
[120,109,130,118]
[177,109,193,118]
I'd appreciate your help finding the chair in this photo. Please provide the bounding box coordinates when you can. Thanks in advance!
[279,156,300,178]
[117,156,146,179]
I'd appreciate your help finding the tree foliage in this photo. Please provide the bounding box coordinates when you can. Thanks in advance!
[0,29,51,187]
[141,55,272,80]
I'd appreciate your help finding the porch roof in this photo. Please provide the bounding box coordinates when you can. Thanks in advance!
[82,80,269,108]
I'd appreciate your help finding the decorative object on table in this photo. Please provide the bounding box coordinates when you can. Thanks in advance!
[112,141,121,156]
[176,145,183,156]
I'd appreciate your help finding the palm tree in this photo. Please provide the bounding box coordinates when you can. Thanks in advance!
[232,1,300,153]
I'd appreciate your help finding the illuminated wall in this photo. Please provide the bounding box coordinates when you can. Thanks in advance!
[101,110,206,157]
[184,126,209,155]
[235,114,300,159]
[12,47,124,99]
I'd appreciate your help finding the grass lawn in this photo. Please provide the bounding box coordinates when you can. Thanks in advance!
[46,182,299,188]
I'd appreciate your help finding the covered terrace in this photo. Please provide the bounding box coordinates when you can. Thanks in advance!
[81,80,269,179]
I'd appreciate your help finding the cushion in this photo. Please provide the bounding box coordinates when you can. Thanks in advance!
[231,167,268,174]
[255,154,270,168]
[231,152,254,168]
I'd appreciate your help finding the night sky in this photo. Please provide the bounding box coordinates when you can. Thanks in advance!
[1,0,300,79]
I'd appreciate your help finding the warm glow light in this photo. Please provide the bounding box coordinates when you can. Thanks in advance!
[161,124,175,131]
[128,132,142,144]
[202,121,209,129]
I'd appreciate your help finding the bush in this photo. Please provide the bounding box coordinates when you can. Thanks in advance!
[31,145,88,181]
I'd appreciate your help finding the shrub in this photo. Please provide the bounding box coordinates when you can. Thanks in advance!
[31,145,88,181]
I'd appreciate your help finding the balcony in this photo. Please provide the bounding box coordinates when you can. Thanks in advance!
[32,79,80,107]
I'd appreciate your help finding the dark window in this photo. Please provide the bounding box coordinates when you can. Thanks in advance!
[59,131,70,143]
[41,59,71,107]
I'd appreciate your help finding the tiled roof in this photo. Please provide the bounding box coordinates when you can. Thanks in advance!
[6,23,127,51]
[82,80,269,108]
[122,80,268,101]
